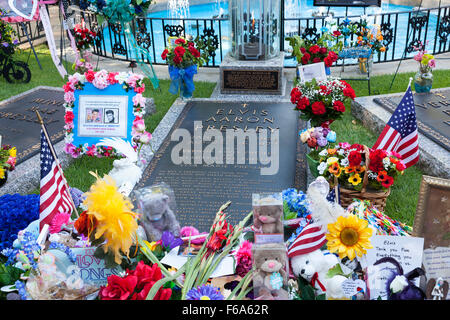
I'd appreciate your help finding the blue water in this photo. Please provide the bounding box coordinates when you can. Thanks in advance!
[100,0,440,67]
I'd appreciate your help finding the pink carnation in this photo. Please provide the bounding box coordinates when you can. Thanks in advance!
[92,70,109,89]
[428,59,436,68]
[64,91,75,104]
[235,240,253,277]
[414,51,424,62]
[138,131,152,144]
[49,212,72,234]
[133,117,146,132]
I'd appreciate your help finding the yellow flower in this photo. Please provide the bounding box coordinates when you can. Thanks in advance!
[348,174,362,186]
[326,157,339,165]
[326,215,373,260]
[0,167,4,179]
[9,147,16,158]
[83,173,139,264]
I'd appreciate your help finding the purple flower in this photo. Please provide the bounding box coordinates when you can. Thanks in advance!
[317,136,328,147]
[13,40,18,45]
[186,285,224,300]
[2,42,9,47]
[160,231,183,250]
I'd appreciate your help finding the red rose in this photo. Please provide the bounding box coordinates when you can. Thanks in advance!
[189,46,201,58]
[134,84,145,94]
[64,111,75,123]
[174,46,186,57]
[396,161,406,171]
[333,30,342,37]
[319,47,328,55]
[296,96,310,110]
[127,261,172,300]
[343,87,356,100]
[174,38,186,45]
[311,101,326,115]
[348,150,362,167]
[63,82,74,92]
[333,100,346,112]
[161,49,169,60]
[309,45,320,54]
[85,70,95,82]
[107,72,118,85]
[300,47,307,54]
[290,87,302,104]
[301,52,311,65]
[173,54,183,64]
[324,56,333,67]
[99,275,138,300]
[312,57,322,64]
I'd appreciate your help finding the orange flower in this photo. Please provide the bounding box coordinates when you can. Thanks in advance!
[344,166,356,174]
[74,211,98,237]
[380,47,386,52]
[377,170,389,182]
[354,165,366,174]
[327,148,337,155]
[328,162,341,176]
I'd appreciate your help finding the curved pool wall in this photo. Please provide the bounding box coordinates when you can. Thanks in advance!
[84,0,447,68]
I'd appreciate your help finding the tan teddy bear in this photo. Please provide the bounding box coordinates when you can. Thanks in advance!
[252,243,289,300]
[253,205,283,234]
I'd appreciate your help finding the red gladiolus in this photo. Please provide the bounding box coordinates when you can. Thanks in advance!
[333,100,346,112]
[311,101,326,115]
[207,222,232,252]
[161,49,169,60]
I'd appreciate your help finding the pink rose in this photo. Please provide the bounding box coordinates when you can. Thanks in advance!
[133,117,146,132]
[92,70,109,89]
[428,59,436,68]
[132,94,146,107]
[64,143,80,158]
[64,91,75,104]
[414,52,424,62]
[138,131,152,144]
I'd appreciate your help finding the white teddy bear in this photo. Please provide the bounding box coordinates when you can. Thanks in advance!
[291,249,347,299]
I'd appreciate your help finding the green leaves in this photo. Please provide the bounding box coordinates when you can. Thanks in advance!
[295,276,326,300]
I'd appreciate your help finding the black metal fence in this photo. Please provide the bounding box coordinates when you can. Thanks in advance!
[13,4,450,68]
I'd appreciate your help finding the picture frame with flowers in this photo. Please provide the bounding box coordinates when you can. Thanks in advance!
[63,70,151,158]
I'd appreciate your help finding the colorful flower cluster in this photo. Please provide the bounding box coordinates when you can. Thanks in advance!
[99,260,172,300]
[63,70,151,158]
[0,194,39,251]
[73,22,97,51]
[234,240,252,278]
[413,41,436,72]
[2,231,41,271]
[354,19,386,53]
[282,188,310,219]
[317,143,406,191]
[0,145,16,180]
[300,126,336,150]
[48,242,77,263]
[290,78,356,127]
[0,9,19,53]
[161,38,207,68]
[297,44,339,67]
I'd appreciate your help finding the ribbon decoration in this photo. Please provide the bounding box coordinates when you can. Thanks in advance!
[168,64,197,99]
[310,272,326,292]
[39,4,67,78]
[122,21,160,90]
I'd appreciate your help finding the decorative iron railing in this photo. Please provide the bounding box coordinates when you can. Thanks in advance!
[13,4,450,68]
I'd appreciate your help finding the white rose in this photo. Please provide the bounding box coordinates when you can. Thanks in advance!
[390,275,408,294]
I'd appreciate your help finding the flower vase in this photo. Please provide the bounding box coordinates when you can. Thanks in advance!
[357,54,373,75]
[168,64,198,99]
[0,171,8,188]
[306,153,320,178]
[325,66,331,76]
[414,64,433,93]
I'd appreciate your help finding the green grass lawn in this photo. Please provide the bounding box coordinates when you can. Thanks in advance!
[2,46,448,225]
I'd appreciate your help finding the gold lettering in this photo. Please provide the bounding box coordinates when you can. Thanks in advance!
[205,116,216,122]
[219,116,230,123]
[263,117,274,124]
[216,109,224,115]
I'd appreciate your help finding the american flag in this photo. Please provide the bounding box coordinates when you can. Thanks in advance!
[326,185,340,204]
[39,128,73,231]
[287,222,327,258]
[372,86,419,168]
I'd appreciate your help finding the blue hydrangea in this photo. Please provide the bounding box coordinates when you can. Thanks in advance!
[14,280,29,300]
[0,194,40,251]
[282,188,310,218]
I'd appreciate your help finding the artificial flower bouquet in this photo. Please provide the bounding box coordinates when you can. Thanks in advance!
[72,21,97,52]
[353,21,386,54]
[0,9,19,56]
[0,145,16,183]
[290,77,356,127]
[287,35,339,70]
[162,37,209,98]
[412,41,436,93]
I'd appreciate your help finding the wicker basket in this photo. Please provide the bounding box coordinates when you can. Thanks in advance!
[335,145,391,212]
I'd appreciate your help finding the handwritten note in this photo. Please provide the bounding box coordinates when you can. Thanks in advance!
[422,246,450,299]
[362,235,424,300]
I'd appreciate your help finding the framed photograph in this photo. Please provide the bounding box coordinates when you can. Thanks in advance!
[298,62,327,83]
[313,0,381,7]
[168,36,179,48]
[413,175,450,300]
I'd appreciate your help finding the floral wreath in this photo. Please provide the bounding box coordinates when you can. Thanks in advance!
[63,70,151,158]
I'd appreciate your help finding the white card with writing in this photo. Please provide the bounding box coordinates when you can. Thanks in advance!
[422,247,450,300]
[298,62,327,83]
[362,235,424,300]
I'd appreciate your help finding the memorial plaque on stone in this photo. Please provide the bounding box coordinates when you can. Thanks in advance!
[374,89,450,152]
[134,101,307,232]
[0,88,65,164]
[221,70,280,93]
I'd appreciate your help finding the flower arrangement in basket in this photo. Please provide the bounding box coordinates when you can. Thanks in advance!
[290,78,356,127]
[0,145,16,186]
[299,126,337,178]
[316,142,406,210]
[161,37,209,98]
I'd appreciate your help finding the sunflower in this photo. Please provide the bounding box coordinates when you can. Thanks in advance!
[348,174,362,186]
[83,173,139,264]
[326,215,373,260]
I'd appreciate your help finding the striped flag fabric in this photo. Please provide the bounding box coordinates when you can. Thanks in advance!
[372,85,419,168]
[287,222,327,258]
[39,128,73,231]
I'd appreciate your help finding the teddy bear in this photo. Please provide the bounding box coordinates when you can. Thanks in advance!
[138,193,181,241]
[252,243,290,300]
[253,204,283,234]
[290,248,347,299]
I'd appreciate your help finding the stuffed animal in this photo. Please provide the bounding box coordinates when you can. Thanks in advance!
[253,204,283,234]
[252,243,290,300]
[139,193,180,241]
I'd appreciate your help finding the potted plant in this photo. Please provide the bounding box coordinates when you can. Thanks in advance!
[290,77,356,127]
[0,145,17,187]
[299,126,337,178]
[412,41,436,93]
[316,143,406,211]
[161,38,208,99]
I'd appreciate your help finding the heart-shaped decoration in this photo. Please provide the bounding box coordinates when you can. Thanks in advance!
[7,0,38,20]
[341,279,366,297]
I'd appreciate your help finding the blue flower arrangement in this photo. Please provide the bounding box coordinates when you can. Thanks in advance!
[0,194,40,251]
[48,242,77,263]
[282,188,310,219]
